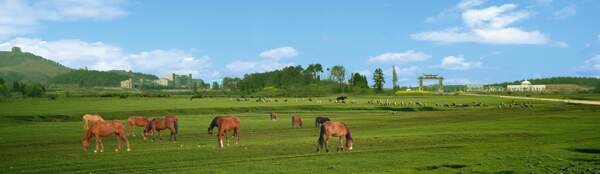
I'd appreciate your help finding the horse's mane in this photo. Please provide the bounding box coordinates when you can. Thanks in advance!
[344,124,353,141]
[83,126,94,141]
[208,116,221,129]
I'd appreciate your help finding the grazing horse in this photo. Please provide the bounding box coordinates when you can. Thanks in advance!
[317,121,353,152]
[270,112,278,120]
[82,120,130,153]
[82,114,104,129]
[127,116,149,137]
[291,115,303,128]
[208,116,240,148]
[315,116,330,128]
[143,115,178,143]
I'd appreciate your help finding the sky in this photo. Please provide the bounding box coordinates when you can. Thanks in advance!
[0,0,599,87]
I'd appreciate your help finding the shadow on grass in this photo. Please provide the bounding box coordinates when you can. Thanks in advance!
[417,164,467,171]
[568,148,600,154]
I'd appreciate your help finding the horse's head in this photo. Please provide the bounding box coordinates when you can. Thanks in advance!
[82,139,90,152]
[142,122,153,140]
[346,139,353,150]
[208,127,214,136]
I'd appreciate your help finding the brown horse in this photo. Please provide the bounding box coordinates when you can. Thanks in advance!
[143,115,178,143]
[291,115,303,128]
[82,120,130,153]
[127,116,149,137]
[270,112,278,120]
[82,114,104,129]
[208,116,240,148]
[317,121,353,152]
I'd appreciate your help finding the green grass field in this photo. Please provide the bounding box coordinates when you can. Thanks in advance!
[0,95,599,173]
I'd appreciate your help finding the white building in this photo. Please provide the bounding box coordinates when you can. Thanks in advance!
[465,84,484,92]
[507,80,546,92]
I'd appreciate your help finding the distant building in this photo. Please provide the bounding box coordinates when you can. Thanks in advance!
[465,84,484,92]
[485,86,505,92]
[507,80,546,92]
[120,72,193,89]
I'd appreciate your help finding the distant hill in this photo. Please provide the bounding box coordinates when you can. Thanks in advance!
[51,69,158,87]
[488,77,600,88]
[0,47,71,82]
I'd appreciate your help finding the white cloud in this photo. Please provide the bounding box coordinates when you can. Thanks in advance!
[368,50,431,64]
[581,54,600,71]
[457,0,488,10]
[0,38,217,80]
[0,0,126,39]
[225,60,292,74]
[259,46,298,60]
[552,41,569,48]
[413,3,550,45]
[436,55,482,70]
[553,5,576,19]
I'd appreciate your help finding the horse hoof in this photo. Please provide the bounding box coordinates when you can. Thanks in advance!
[127,148,131,152]
[100,150,103,153]
[115,149,119,152]
[94,150,97,153]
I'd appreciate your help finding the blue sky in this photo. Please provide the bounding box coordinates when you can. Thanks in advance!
[0,0,599,87]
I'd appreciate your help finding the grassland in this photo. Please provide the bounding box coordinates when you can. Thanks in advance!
[0,95,599,173]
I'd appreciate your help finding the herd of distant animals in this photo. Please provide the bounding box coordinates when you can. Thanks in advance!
[81,111,353,153]
[81,97,534,153]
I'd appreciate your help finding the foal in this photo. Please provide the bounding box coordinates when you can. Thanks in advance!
[127,116,149,137]
[143,115,178,143]
[82,120,130,153]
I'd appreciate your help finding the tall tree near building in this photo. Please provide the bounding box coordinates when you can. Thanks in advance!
[329,65,346,90]
[373,68,385,92]
[392,65,399,90]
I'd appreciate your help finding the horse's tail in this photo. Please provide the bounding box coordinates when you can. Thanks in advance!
[318,124,326,148]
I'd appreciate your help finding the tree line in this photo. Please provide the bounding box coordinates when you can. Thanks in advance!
[0,78,46,97]
[218,64,392,96]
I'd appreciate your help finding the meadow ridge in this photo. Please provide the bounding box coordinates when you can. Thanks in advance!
[0,95,599,173]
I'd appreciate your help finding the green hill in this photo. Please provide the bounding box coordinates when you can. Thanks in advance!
[0,47,71,82]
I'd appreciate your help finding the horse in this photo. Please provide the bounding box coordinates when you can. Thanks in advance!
[82,120,130,153]
[315,116,330,128]
[82,114,105,129]
[270,112,278,120]
[143,115,178,143]
[317,121,353,152]
[207,116,240,148]
[127,116,149,137]
[291,115,303,128]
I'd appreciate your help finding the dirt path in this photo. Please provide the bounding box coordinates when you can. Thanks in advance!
[464,93,600,106]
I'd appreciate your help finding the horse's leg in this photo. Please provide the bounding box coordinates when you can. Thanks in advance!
[235,127,240,144]
[337,136,343,152]
[115,133,122,152]
[224,130,229,146]
[299,120,303,128]
[98,136,104,153]
[120,133,131,151]
[158,130,162,142]
[94,135,100,153]
[325,135,330,152]
[169,128,175,143]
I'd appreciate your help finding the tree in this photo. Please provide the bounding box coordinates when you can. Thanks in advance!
[392,65,399,90]
[373,68,385,92]
[349,73,369,89]
[329,65,346,91]
[212,81,220,90]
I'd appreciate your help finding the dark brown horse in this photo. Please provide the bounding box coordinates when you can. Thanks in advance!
[315,116,330,128]
[127,116,149,137]
[82,120,130,153]
[143,115,178,142]
[208,116,240,148]
[317,121,353,152]
[270,112,278,120]
[291,115,303,128]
